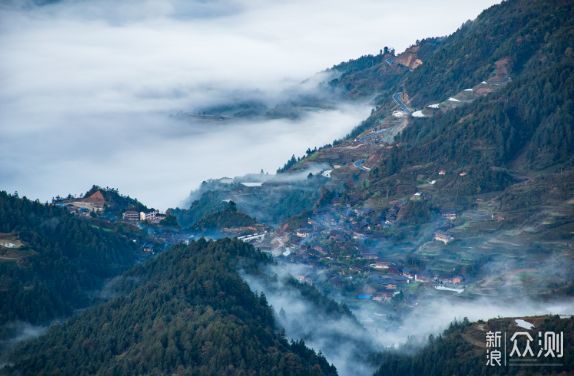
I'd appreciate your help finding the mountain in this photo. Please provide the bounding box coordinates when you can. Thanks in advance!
[5,239,337,376]
[169,7,574,373]
[64,185,149,215]
[372,0,574,174]
[170,0,574,307]
[3,0,574,374]
[403,0,574,107]
[278,0,574,250]
[329,0,574,108]
[176,174,328,226]
[190,201,257,231]
[0,191,138,338]
[171,191,257,230]
[328,51,407,99]
[335,0,574,244]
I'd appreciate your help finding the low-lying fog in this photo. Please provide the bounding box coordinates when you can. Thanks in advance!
[245,262,574,376]
[0,0,499,209]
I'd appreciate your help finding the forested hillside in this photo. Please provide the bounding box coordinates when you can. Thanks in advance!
[404,0,574,106]
[374,316,574,376]
[172,191,257,230]
[83,185,149,215]
[368,60,574,200]
[329,0,574,108]
[399,63,574,170]
[0,191,137,330]
[331,0,574,200]
[5,239,337,376]
[177,177,326,226]
[2,1,573,375]
[328,51,408,99]
[191,201,256,231]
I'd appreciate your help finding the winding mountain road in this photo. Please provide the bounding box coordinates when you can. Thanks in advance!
[392,92,412,114]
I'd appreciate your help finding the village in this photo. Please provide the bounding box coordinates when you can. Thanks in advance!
[230,167,548,312]
[51,188,192,256]
[53,190,169,224]
[47,166,546,317]
[235,193,472,310]
[225,61,518,309]
[43,54,542,312]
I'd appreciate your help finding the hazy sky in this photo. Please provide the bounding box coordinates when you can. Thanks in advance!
[0,0,500,209]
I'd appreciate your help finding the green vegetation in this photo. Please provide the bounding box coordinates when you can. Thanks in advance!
[159,213,178,227]
[261,184,324,224]
[277,148,319,174]
[405,0,574,106]
[3,1,574,374]
[172,192,257,230]
[84,185,148,215]
[278,154,303,173]
[399,62,574,170]
[374,316,574,375]
[364,59,573,203]
[179,178,326,226]
[285,277,354,320]
[351,0,574,204]
[396,200,436,225]
[191,201,256,231]
[329,51,407,99]
[6,239,337,376]
[171,190,230,228]
[0,191,137,328]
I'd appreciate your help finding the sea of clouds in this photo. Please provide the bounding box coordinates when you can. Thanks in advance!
[0,0,499,208]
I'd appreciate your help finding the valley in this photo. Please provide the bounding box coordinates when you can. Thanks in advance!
[1,0,573,374]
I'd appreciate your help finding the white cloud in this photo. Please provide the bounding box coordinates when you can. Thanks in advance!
[0,0,501,208]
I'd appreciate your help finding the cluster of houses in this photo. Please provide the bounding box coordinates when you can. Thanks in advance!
[355,267,466,303]
[122,210,166,224]
[271,212,468,305]
[252,177,470,306]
